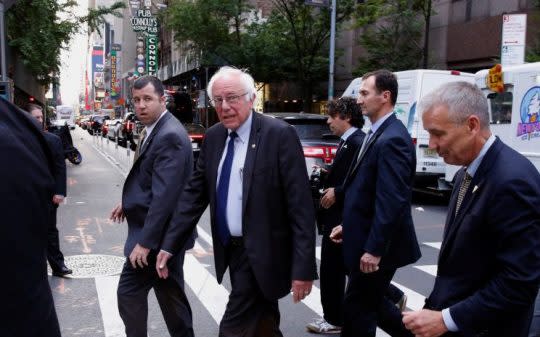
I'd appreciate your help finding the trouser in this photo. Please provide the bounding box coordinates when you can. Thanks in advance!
[117,252,194,337]
[320,231,347,326]
[219,241,283,337]
[47,203,66,272]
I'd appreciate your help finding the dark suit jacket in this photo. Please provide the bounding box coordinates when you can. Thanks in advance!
[425,138,540,337]
[317,128,364,234]
[342,113,420,271]
[0,98,60,336]
[43,132,67,196]
[161,111,318,300]
[122,112,195,275]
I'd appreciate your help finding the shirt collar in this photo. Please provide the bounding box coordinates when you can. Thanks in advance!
[467,134,496,177]
[145,110,167,135]
[341,127,358,142]
[370,111,394,134]
[229,111,253,144]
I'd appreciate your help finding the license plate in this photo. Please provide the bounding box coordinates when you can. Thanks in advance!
[192,143,199,149]
[423,148,438,157]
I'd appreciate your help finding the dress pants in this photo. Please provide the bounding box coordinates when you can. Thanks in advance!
[320,231,347,326]
[117,251,194,337]
[47,203,67,272]
[342,268,396,337]
[219,243,283,337]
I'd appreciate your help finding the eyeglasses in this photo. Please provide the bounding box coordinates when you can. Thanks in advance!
[210,92,248,106]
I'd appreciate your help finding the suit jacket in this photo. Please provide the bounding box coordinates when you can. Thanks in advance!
[317,128,365,234]
[122,112,195,274]
[425,138,540,337]
[161,111,318,300]
[342,113,420,271]
[0,98,60,336]
[43,132,67,196]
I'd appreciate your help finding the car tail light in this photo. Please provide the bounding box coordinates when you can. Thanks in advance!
[190,134,204,141]
[450,70,461,75]
[303,146,336,164]
[412,138,417,145]
[126,121,133,132]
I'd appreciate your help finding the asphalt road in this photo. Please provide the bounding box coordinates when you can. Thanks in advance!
[49,127,449,337]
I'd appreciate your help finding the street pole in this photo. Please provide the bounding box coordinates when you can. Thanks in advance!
[0,2,7,82]
[328,0,336,101]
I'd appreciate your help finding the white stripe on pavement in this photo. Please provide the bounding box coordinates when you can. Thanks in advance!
[414,264,438,276]
[95,275,126,337]
[424,242,442,250]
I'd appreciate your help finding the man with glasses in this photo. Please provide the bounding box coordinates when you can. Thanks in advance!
[156,66,317,337]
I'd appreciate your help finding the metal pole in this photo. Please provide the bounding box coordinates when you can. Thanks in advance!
[328,0,336,101]
[0,3,7,82]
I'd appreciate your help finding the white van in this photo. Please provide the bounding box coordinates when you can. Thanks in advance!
[343,69,476,192]
[445,62,540,184]
[54,105,75,129]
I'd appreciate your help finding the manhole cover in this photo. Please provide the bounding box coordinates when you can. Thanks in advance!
[48,254,125,279]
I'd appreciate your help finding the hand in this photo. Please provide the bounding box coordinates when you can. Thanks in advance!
[156,250,173,279]
[129,243,150,269]
[320,188,336,209]
[52,194,64,205]
[402,309,448,337]
[110,203,125,223]
[360,252,381,273]
[329,225,343,243]
[290,280,313,303]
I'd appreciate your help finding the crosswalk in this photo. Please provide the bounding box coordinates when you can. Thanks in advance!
[84,230,442,337]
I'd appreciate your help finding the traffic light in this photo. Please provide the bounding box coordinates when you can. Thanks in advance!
[0,81,10,102]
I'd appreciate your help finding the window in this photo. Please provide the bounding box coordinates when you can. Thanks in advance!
[486,86,513,124]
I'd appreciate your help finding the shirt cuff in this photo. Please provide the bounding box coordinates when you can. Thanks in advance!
[160,249,173,256]
[442,308,459,332]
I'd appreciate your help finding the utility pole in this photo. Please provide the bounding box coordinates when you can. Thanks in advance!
[0,1,7,82]
[328,0,336,101]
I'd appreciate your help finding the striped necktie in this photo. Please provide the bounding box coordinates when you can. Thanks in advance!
[455,171,472,215]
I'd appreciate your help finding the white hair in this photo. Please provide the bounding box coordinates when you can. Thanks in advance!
[207,66,257,105]
[418,81,490,128]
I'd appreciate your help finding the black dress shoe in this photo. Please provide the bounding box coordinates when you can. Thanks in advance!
[52,266,73,277]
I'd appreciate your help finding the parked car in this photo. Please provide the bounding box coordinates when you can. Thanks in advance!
[105,118,123,140]
[184,123,205,164]
[87,115,109,135]
[266,113,339,173]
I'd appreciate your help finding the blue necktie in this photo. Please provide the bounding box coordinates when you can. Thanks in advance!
[216,132,238,246]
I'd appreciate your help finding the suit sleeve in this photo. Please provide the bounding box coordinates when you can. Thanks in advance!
[51,136,67,196]
[449,176,540,334]
[364,134,414,256]
[160,133,211,255]
[138,132,193,251]
[278,125,318,280]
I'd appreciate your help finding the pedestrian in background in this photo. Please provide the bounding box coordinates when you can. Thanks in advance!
[110,75,195,337]
[403,81,540,337]
[28,103,72,277]
[306,97,365,334]
[156,66,318,337]
[1,97,61,336]
[331,69,421,336]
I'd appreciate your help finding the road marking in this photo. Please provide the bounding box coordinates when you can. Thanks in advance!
[423,242,442,250]
[315,246,321,260]
[414,265,438,276]
[95,275,126,337]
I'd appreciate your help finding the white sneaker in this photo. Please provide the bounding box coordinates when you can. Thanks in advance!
[306,318,342,334]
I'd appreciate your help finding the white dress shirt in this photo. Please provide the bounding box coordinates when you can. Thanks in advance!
[142,110,167,147]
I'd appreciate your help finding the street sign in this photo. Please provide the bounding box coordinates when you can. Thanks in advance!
[501,14,527,66]
[131,9,158,35]
[146,35,159,76]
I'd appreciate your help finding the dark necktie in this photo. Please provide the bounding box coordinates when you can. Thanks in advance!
[455,171,472,216]
[336,139,345,155]
[216,132,238,246]
[355,129,373,163]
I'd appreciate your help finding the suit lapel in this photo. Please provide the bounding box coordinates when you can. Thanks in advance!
[241,112,262,214]
[439,138,503,261]
[136,112,171,160]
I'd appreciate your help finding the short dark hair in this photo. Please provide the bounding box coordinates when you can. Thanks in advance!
[133,75,164,97]
[26,103,42,113]
[362,69,398,106]
[327,97,364,128]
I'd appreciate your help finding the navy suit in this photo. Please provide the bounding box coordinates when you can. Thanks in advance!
[1,98,60,336]
[118,112,195,337]
[161,111,317,336]
[425,138,540,337]
[341,113,420,336]
[43,131,68,272]
[316,128,364,327]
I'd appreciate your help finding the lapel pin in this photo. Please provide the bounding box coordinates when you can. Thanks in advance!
[343,144,348,148]
[251,144,256,149]
[472,185,479,193]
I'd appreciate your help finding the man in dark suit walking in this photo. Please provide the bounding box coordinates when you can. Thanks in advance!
[110,76,195,337]
[331,69,421,336]
[1,97,61,336]
[403,82,540,337]
[28,103,73,277]
[306,97,365,334]
[156,66,318,337]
